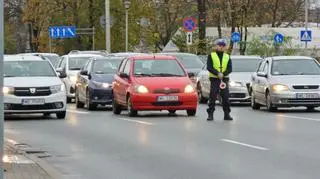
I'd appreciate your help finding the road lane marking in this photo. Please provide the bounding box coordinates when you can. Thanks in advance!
[277,114,320,122]
[221,139,269,151]
[118,118,154,125]
[66,109,89,114]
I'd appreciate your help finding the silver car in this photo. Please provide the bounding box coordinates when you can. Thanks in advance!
[251,56,320,111]
[197,56,262,104]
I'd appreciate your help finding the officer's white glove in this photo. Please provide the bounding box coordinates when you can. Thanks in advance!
[218,73,224,79]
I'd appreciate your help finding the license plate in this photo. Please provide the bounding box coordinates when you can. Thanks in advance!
[21,98,45,105]
[157,96,179,101]
[296,93,319,99]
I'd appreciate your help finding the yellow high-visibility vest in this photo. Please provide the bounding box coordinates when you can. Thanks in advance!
[209,52,230,78]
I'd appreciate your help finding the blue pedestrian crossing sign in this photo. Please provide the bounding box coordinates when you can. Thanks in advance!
[300,30,312,42]
[274,33,284,44]
[231,32,241,43]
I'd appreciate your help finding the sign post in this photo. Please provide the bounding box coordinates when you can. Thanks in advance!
[183,17,196,49]
[48,26,77,52]
[300,30,312,48]
[0,0,4,177]
[186,32,193,45]
[274,33,284,55]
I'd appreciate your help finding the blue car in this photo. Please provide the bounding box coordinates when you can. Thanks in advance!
[75,56,124,110]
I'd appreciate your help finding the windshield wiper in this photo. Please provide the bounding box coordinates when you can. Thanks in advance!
[69,67,81,70]
[151,73,184,77]
[134,73,152,77]
[4,75,16,77]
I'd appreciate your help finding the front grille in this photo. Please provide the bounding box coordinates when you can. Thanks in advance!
[292,85,319,89]
[286,98,320,103]
[230,93,246,98]
[14,87,51,96]
[152,101,182,106]
[154,88,180,94]
[6,102,63,110]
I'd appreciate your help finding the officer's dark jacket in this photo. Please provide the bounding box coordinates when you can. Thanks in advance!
[207,51,232,77]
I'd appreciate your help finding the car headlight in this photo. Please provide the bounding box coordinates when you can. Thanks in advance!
[3,87,14,95]
[68,75,77,83]
[92,81,111,89]
[135,85,148,93]
[272,84,289,92]
[50,84,65,94]
[229,81,242,87]
[184,84,195,93]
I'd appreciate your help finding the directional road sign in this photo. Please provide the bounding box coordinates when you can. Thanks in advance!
[186,32,193,45]
[49,26,76,39]
[300,30,312,42]
[274,33,284,44]
[183,17,197,32]
[231,32,241,43]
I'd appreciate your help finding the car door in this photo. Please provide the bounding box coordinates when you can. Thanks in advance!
[113,59,128,105]
[58,57,68,87]
[119,59,132,105]
[79,60,93,102]
[199,64,210,98]
[259,60,271,104]
[252,60,266,102]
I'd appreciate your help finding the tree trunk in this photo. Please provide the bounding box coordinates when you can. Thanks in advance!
[73,0,82,50]
[271,0,280,27]
[197,0,206,54]
[88,0,94,50]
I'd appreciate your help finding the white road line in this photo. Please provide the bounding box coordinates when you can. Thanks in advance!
[221,139,269,151]
[66,109,89,114]
[118,118,154,125]
[277,114,320,122]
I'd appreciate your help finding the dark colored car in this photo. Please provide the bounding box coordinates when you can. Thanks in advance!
[75,56,124,110]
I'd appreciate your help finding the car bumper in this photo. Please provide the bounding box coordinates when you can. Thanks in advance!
[4,92,67,114]
[89,88,113,105]
[229,86,250,102]
[131,92,198,111]
[271,92,320,107]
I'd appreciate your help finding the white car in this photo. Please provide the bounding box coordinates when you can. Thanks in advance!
[3,55,67,119]
[18,53,61,68]
[56,54,105,103]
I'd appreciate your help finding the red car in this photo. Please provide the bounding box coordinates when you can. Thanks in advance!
[112,55,198,117]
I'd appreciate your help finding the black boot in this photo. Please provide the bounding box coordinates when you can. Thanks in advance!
[207,109,214,121]
[224,114,233,121]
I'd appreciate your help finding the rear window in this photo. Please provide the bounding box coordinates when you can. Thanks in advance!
[169,54,204,69]
[69,57,91,70]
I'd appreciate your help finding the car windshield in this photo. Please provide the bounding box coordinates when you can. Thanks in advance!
[69,57,91,70]
[45,55,60,67]
[271,59,320,75]
[4,61,56,77]
[232,58,261,72]
[172,54,204,69]
[133,59,186,77]
[93,60,122,74]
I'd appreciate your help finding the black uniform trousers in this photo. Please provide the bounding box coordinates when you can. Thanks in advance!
[207,77,231,115]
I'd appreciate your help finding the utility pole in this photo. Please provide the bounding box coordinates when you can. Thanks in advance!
[124,0,130,52]
[105,0,111,52]
[197,0,206,54]
[0,0,4,178]
[305,0,309,49]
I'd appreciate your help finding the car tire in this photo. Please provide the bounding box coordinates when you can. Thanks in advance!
[56,111,66,119]
[75,92,85,108]
[127,96,138,117]
[197,84,208,104]
[86,90,97,111]
[251,93,261,110]
[266,92,277,112]
[187,109,196,116]
[168,110,176,115]
[67,97,72,103]
[112,98,122,115]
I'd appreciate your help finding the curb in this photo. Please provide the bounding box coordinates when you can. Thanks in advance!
[4,138,65,179]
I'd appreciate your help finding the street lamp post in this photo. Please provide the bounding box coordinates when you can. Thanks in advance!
[305,0,309,49]
[0,0,4,178]
[124,0,130,52]
[105,0,111,52]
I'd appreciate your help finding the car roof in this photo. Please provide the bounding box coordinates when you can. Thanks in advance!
[4,55,45,61]
[110,52,146,57]
[159,52,197,56]
[94,56,126,60]
[270,56,315,60]
[129,55,176,60]
[18,53,59,56]
[63,54,105,58]
[231,55,262,60]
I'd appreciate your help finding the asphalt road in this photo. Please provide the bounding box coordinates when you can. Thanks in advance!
[4,104,320,179]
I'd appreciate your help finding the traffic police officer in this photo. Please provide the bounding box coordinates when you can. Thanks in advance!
[206,39,233,121]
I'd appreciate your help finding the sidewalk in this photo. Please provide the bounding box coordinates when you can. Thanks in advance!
[3,144,53,179]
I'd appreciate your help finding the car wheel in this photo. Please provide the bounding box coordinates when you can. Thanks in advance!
[168,110,176,116]
[86,90,96,111]
[112,97,122,115]
[197,84,208,104]
[187,109,196,116]
[67,97,72,103]
[127,96,138,117]
[75,92,85,108]
[266,92,277,112]
[251,92,261,110]
[56,111,66,119]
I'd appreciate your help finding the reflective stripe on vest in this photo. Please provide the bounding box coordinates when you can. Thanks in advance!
[209,52,230,78]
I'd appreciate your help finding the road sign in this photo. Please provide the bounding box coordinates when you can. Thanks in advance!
[231,32,241,43]
[186,32,192,45]
[300,30,312,42]
[183,17,196,32]
[49,26,76,39]
[274,33,284,44]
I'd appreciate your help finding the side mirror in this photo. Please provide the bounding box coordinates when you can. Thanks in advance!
[188,72,195,78]
[119,72,129,78]
[58,72,67,78]
[88,73,92,80]
[257,72,267,78]
[80,70,88,76]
